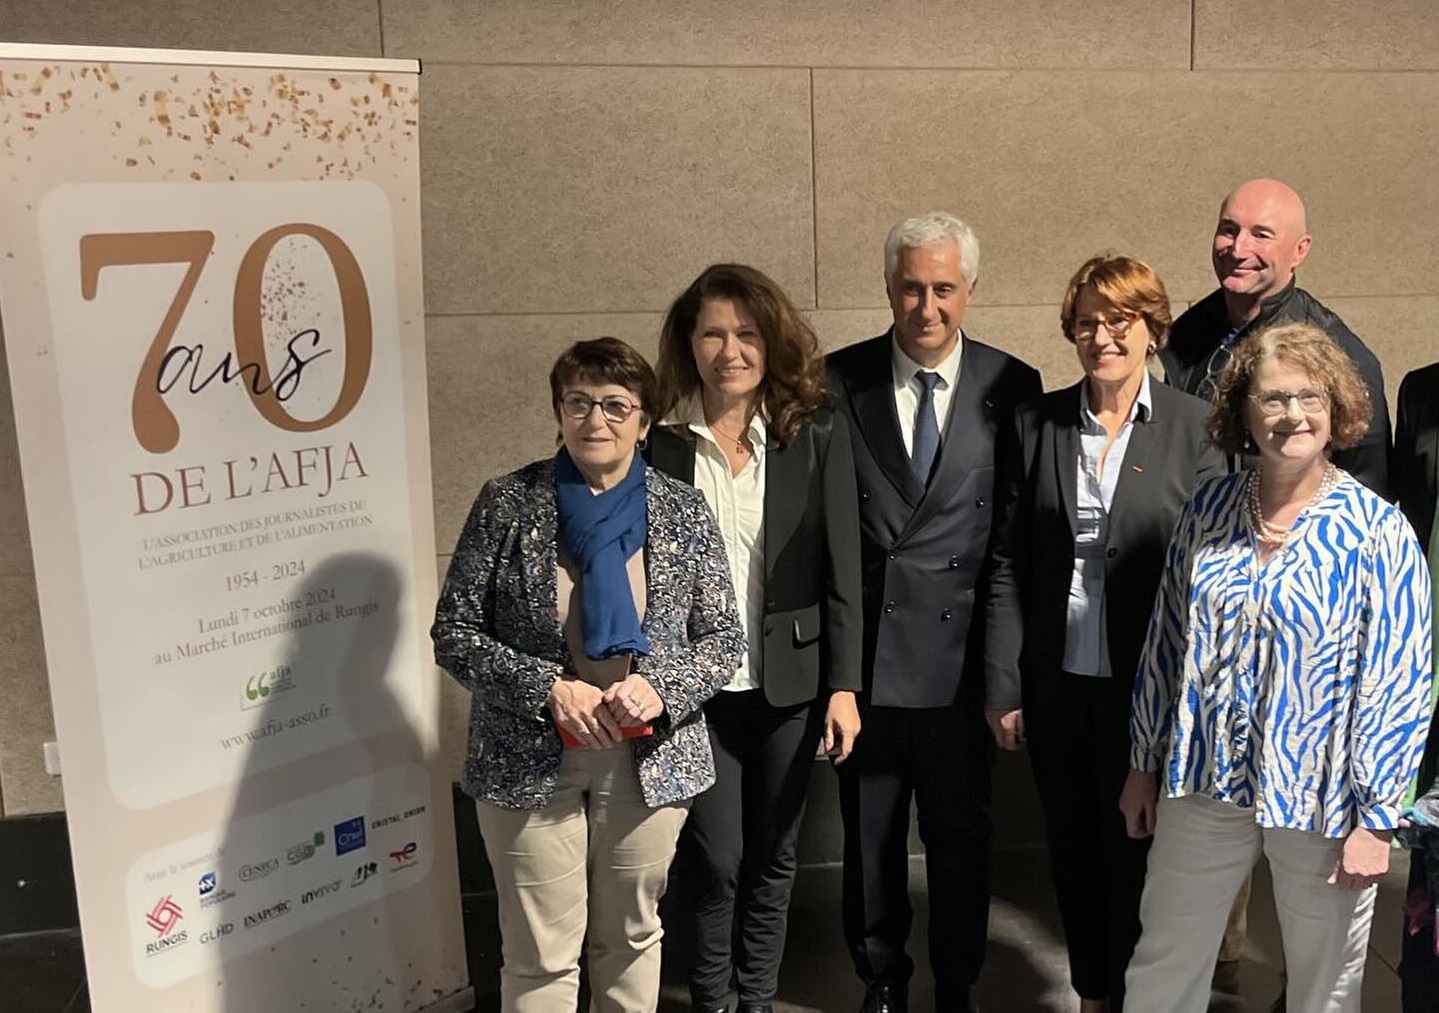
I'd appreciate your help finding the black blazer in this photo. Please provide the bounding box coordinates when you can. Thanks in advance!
[1161,281,1391,498]
[647,406,864,708]
[826,332,1042,709]
[1393,361,1439,791]
[983,379,1225,713]
[1395,362,1439,547]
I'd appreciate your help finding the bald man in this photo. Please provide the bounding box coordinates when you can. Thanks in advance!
[1161,178,1391,497]
[1161,181,1393,1009]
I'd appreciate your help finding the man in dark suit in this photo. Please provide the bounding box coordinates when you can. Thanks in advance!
[826,212,1042,1013]
[1160,178,1390,497]
[1393,361,1439,1013]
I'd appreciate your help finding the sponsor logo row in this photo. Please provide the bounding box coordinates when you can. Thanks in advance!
[140,804,430,957]
[142,842,423,958]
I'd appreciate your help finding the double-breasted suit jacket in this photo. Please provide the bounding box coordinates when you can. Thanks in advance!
[825,332,1043,707]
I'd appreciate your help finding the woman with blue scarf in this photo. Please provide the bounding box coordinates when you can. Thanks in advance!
[432,337,745,1012]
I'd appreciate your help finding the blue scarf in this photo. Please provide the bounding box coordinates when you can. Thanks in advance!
[555,449,651,660]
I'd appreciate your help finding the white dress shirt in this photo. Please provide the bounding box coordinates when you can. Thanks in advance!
[1063,373,1153,677]
[891,333,964,456]
[677,399,767,692]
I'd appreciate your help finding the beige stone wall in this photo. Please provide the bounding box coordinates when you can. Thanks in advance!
[3,1,1437,813]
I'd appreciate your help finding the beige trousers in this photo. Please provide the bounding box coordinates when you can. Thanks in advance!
[1126,794,1374,1013]
[476,747,690,1013]
[1220,871,1252,962]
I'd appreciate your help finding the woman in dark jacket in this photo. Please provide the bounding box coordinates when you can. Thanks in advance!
[983,255,1224,1013]
[649,263,863,1013]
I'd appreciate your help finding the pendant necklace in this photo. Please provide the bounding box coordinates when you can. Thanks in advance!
[707,414,755,455]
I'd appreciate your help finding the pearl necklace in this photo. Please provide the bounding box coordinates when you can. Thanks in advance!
[1245,462,1341,548]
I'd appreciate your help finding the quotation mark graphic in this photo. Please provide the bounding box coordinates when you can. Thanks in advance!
[145,895,184,936]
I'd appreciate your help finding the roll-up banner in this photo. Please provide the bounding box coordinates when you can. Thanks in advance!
[0,43,472,1011]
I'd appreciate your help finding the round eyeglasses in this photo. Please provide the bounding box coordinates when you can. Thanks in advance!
[1248,388,1330,417]
[559,392,641,423]
[1072,314,1137,341]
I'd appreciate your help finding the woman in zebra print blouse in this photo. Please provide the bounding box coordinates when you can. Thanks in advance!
[1118,322,1433,1013]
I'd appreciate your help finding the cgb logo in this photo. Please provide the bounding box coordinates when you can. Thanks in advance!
[145,895,184,937]
[287,831,325,866]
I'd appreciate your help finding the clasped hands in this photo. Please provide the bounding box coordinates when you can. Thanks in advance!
[547,672,663,749]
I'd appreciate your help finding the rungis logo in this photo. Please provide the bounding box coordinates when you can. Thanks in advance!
[142,895,189,956]
[145,895,184,936]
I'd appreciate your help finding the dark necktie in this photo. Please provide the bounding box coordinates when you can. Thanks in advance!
[911,370,942,482]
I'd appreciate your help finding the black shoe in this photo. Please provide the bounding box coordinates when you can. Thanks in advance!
[737,1005,774,1013]
[861,984,908,1013]
[696,1004,729,1013]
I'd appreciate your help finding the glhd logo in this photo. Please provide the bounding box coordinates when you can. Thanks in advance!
[334,815,366,856]
[199,923,234,944]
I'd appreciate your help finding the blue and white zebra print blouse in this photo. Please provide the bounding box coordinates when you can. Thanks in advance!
[1130,469,1433,837]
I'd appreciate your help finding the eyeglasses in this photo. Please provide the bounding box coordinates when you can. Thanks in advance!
[1072,314,1137,341]
[1248,388,1330,416]
[1195,344,1234,403]
[559,392,641,424]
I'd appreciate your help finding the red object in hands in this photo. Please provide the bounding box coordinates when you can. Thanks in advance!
[558,723,653,749]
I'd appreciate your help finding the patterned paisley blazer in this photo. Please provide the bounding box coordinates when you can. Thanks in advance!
[432,457,746,810]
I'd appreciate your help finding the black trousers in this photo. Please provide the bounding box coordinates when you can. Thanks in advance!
[1026,672,1150,1010]
[678,688,823,1006]
[1402,854,1439,1013]
[837,703,993,1006]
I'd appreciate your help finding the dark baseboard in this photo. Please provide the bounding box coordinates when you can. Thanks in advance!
[0,813,79,936]
[0,785,496,940]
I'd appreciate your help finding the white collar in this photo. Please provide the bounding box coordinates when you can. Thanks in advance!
[890,331,963,393]
[671,395,769,449]
[1081,371,1154,429]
